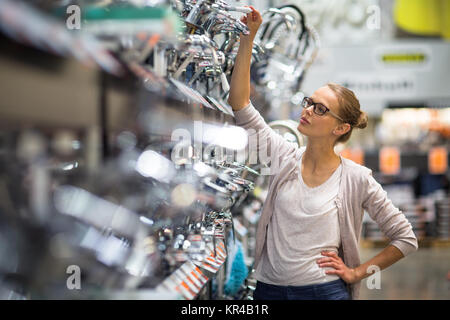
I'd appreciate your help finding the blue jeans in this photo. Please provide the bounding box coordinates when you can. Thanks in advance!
[253,279,351,300]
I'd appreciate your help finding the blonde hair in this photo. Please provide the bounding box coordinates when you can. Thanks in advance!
[327,83,368,145]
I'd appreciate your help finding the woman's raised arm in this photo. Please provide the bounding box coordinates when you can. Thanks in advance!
[227,6,262,111]
[228,7,298,174]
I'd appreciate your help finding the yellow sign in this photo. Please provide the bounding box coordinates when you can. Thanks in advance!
[381,53,426,63]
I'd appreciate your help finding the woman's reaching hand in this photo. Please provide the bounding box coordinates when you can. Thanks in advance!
[240,6,263,40]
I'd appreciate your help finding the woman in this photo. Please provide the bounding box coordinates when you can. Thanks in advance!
[227,7,418,300]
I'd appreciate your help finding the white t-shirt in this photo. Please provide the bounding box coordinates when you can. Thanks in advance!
[255,153,342,286]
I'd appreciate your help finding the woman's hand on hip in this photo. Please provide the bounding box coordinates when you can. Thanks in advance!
[317,251,359,284]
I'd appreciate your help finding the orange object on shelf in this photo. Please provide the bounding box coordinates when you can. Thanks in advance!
[379,147,401,175]
[428,147,448,174]
[340,147,365,166]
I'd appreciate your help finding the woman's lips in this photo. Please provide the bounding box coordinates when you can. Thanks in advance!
[300,117,310,125]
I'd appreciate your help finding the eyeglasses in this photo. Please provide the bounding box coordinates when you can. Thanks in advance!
[301,97,344,122]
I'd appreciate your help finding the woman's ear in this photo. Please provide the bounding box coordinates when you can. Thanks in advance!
[333,123,351,136]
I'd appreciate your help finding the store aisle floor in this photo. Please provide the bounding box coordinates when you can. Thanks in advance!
[358,246,450,299]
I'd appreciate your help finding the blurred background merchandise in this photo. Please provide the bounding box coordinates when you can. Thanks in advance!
[0,0,448,300]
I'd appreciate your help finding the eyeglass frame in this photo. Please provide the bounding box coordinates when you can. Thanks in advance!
[301,97,345,123]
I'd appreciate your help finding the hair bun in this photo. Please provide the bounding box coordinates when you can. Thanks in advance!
[355,112,368,129]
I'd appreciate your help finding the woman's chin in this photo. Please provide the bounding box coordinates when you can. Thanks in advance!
[297,124,306,133]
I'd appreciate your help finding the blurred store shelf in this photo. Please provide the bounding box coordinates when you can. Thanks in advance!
[359,247,450,300]
[360,238,450,249]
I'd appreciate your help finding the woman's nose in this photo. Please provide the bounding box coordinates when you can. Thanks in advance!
[305,105,314,116]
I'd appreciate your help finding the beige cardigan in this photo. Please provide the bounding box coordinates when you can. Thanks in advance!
[234,101,418,299]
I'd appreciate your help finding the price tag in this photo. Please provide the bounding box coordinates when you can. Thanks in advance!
[180,263,203,290]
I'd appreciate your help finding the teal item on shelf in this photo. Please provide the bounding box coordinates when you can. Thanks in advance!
[82,6,168,21]
[224,239,248,297]
[52,4,183,35]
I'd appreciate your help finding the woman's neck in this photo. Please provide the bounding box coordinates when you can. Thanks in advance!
[303,142,341,174]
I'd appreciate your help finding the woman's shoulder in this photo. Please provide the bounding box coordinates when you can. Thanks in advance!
[340,156,373,179]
